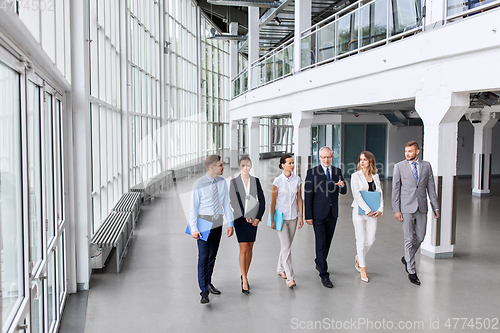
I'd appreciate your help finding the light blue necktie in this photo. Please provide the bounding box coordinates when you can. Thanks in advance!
[412,162,419,184]
[212,179,220,219]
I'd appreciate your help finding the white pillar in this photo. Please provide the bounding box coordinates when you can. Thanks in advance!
[230,119,239,169]
[71,0,92,290]
[294,0,311,74]
[416,91,468,259]
[471,111,499,196]
[292,111,313,179]
[248,7,259,89]
[229,22,238,80]
[247,116,260,177]
[120,0,130,191]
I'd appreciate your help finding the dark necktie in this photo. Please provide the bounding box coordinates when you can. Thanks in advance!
[326,167,331,182]
[412,162,419,184]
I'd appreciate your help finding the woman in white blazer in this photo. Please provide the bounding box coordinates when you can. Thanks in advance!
[350,151,383,283]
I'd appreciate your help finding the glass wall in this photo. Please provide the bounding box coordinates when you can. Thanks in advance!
[259,117,294,157]
[0,57,24,333]
[165,0,199,168]
[343,124,386,177]
[447,0,498,16]
[311,124,341,168]
[1,46,67,333]
[237,119,248,158]
[129,0,161,185]
[300,0,423,70]
[89,0,124,231]
[201,15,230,159]
[272,117,294,154]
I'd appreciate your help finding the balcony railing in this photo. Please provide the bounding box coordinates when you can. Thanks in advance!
[446,0,500,20]
[232,39,294,98]
[230,0,500,99]
[299,0,424,71]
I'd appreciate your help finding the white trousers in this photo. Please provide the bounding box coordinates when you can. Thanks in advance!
[277,218,298,283]
[352,209,377,268]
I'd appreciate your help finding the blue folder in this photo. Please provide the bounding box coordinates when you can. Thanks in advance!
[267,209,284,231]
[358,191,381,215]
[185,217,213,242]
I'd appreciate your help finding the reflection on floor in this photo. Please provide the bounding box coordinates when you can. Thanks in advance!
[61,160,500,333]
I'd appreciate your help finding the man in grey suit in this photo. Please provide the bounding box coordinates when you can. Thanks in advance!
[392,141,440,285]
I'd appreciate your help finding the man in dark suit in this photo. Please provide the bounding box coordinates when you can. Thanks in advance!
[305,146,347,288]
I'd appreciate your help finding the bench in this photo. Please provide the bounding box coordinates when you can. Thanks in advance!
[170,159,205,181]
[151,170,174,191]
[130,177,160,202]
[90,212,133,273]
[113,192,141,229]
[260,151,285,159]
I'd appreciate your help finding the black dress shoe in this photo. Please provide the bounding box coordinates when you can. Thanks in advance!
[208,283,221,295]
[241,276,250,294]
[401,256,409,274]
[241,275,251,290]
[200,292,210,304]
[408,273,421,285]
[241,282,250,294]
[321,278,334,288]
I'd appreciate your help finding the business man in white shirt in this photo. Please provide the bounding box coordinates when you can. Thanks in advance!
[189,155,234,304]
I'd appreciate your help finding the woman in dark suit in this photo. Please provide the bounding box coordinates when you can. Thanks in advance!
[230,156,265,294]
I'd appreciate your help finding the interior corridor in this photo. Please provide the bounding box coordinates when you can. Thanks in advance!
[62,159,500,333]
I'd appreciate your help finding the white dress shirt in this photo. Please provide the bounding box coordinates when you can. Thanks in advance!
[272,173,302,220]
[241,177,251,213]
[321,164,345,188]
[408,159,420,181]
[189,174,234,232]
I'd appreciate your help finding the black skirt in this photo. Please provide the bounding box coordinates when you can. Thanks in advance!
[234,217,258,243]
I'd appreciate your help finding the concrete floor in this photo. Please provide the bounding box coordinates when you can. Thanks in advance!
[60,160,500,333]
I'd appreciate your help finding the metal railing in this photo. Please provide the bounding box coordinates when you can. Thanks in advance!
[230,0,500,99]
[232,38,294,98]
[299,0,424,71]
[446,0,500,21]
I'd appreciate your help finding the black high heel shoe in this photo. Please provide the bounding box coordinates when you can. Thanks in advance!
[241,275,250,294]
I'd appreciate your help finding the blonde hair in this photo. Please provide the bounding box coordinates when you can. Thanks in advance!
[356,151,378,175]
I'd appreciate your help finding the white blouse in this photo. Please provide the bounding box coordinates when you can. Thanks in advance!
[241,177,251,213]
[350,170,384,214]
[272,173,302,220]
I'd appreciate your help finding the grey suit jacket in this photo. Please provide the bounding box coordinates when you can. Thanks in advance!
[391,159,439,214]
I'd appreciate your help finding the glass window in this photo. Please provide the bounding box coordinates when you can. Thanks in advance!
[44,93,56,242]
[31,285,44,333]
[27,81,43,271]
[0,60,24,332]
[390,0,422,36]
[57,234,66,303]
[337,11,359,55]
[361,0,388,46]
[54,99,63,225]
[317,23,335,62]
[47,252,57,331]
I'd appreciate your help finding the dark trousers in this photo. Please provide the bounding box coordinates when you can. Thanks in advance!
[197,225,222,295]
[313,209,337,279]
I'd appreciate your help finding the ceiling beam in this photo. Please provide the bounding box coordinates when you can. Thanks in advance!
[238,0,293,51]
[197,0,248,31]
